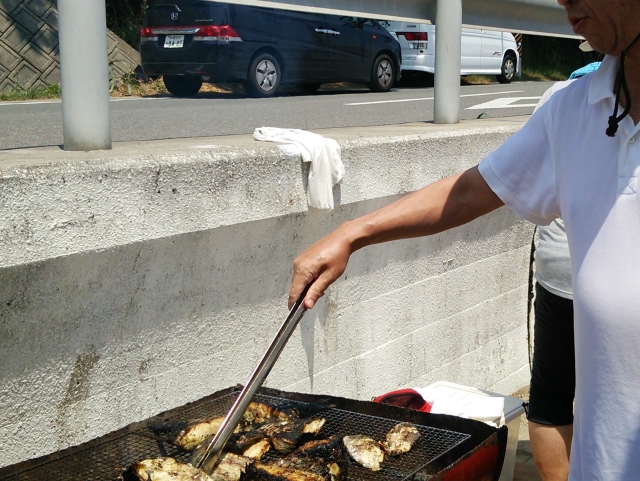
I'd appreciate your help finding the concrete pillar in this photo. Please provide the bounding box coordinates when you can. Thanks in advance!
[58,0,112,151]
[433,0,462,124]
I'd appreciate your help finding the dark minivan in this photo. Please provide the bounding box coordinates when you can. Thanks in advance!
[141,0,401,97]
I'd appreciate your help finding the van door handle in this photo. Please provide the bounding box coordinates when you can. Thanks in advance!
[315,28,328,34]
[327,30,340,35]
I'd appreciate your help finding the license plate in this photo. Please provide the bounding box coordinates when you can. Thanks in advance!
[164,35,184,48]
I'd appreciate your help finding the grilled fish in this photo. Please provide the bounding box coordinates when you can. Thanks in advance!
[170,400,290,452]
[246,463,325,481]
[243,402,291,425]
[123,457,213,481]
[172,417,227,451]
[381,422,420,455]
[256,418,326,454]
[210,453,255,481]
[242,438,272,460]
[246,437,346,481]
[274,437,347,481]
[342,435,385,471]
[191,433,271,472]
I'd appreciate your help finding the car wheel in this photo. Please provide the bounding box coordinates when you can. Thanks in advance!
[163,75,202,97]
[368,54,395,92]
[246,53,281,97]
[497,55,516,84]
[298,83,321,93]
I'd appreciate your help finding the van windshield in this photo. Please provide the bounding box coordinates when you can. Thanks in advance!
[145,0,227,26]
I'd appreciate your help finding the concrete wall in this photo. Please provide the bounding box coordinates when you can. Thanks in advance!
[0,0,140,92]
[0,119,533,468]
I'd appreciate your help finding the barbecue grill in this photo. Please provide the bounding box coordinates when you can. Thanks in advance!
[0,386,507,481]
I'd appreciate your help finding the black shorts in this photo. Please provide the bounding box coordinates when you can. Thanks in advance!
[528,282,575,426]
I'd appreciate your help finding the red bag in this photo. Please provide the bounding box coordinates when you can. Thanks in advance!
[373,388,432,413]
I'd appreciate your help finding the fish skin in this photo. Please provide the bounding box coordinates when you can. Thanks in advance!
[381,422,420,455]
[342,435,385,471]
[124,457,213,481]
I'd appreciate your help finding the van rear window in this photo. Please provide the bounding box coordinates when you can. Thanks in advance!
[145,0,227,26]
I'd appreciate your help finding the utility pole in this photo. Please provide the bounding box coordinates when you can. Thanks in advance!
[58,0,112,151]
[433,0,462,124]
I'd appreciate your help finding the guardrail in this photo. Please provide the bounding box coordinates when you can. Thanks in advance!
[58,0,575,150]
[212,0,575,37]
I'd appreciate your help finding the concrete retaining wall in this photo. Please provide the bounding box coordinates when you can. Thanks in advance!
[0,0,140,93]
[0,118,533,467]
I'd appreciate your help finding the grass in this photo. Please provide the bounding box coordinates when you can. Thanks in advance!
[462,64,573,85]
[0,83,61,102]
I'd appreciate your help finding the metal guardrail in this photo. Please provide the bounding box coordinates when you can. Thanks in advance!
[210,0,576,37]
[59,0,576,150]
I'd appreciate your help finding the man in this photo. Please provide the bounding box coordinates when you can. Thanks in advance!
[288,1,640,479]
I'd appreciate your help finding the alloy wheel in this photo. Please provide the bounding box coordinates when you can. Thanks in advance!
[377,59,392,88]
[255,59,277,92]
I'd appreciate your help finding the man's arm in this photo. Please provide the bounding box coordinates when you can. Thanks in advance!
[288,165,504,308]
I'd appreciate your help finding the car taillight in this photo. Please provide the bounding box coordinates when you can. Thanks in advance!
[397,32,428,41]
[140,27,158,41]
[397,31,427,50]
[194,24,242,42]
[196,25,219,36]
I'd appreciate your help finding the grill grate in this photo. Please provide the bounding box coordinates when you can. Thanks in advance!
[0,393,469,481]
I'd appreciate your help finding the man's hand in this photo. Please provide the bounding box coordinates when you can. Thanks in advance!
[288,166,503,309]
[288,224,354,309]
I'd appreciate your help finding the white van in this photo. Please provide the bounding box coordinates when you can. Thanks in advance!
[381,21,521,83]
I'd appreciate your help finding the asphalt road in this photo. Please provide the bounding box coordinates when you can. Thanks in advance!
[0,80,554,151]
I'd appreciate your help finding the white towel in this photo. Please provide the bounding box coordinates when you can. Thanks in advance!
[253,127,345,210]
[414,385,506,428]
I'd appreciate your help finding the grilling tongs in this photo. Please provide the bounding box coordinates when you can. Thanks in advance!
[193,285,311,473]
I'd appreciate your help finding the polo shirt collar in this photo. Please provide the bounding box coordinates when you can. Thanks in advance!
[588,54,618,105]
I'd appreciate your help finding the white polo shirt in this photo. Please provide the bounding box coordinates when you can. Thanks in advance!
[479,54,640,481]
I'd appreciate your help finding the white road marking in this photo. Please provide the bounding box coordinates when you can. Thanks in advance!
[0,99,61,106]
[466,96,541,110]
[0,97,162,106]
[345,90,524,106]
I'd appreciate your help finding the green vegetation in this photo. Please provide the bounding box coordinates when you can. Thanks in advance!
[106,0,148,48]
[0,83,61,102]
[521,35,587,80]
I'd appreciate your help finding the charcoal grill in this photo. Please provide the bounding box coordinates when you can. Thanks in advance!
[0,386,507,481]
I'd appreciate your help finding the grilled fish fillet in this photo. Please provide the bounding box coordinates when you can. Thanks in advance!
[243,402,291,424]
[210,453,254,481]
[172,418,227,451]
[257,418,326,454]
[246,463,325,481]
[342,435,385,471]
[274,437,347,481]
[242,438,272,460]
[381,422,420,455]
[124,457,213,481]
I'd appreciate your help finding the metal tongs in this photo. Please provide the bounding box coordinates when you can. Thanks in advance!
[193,286,311,473]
